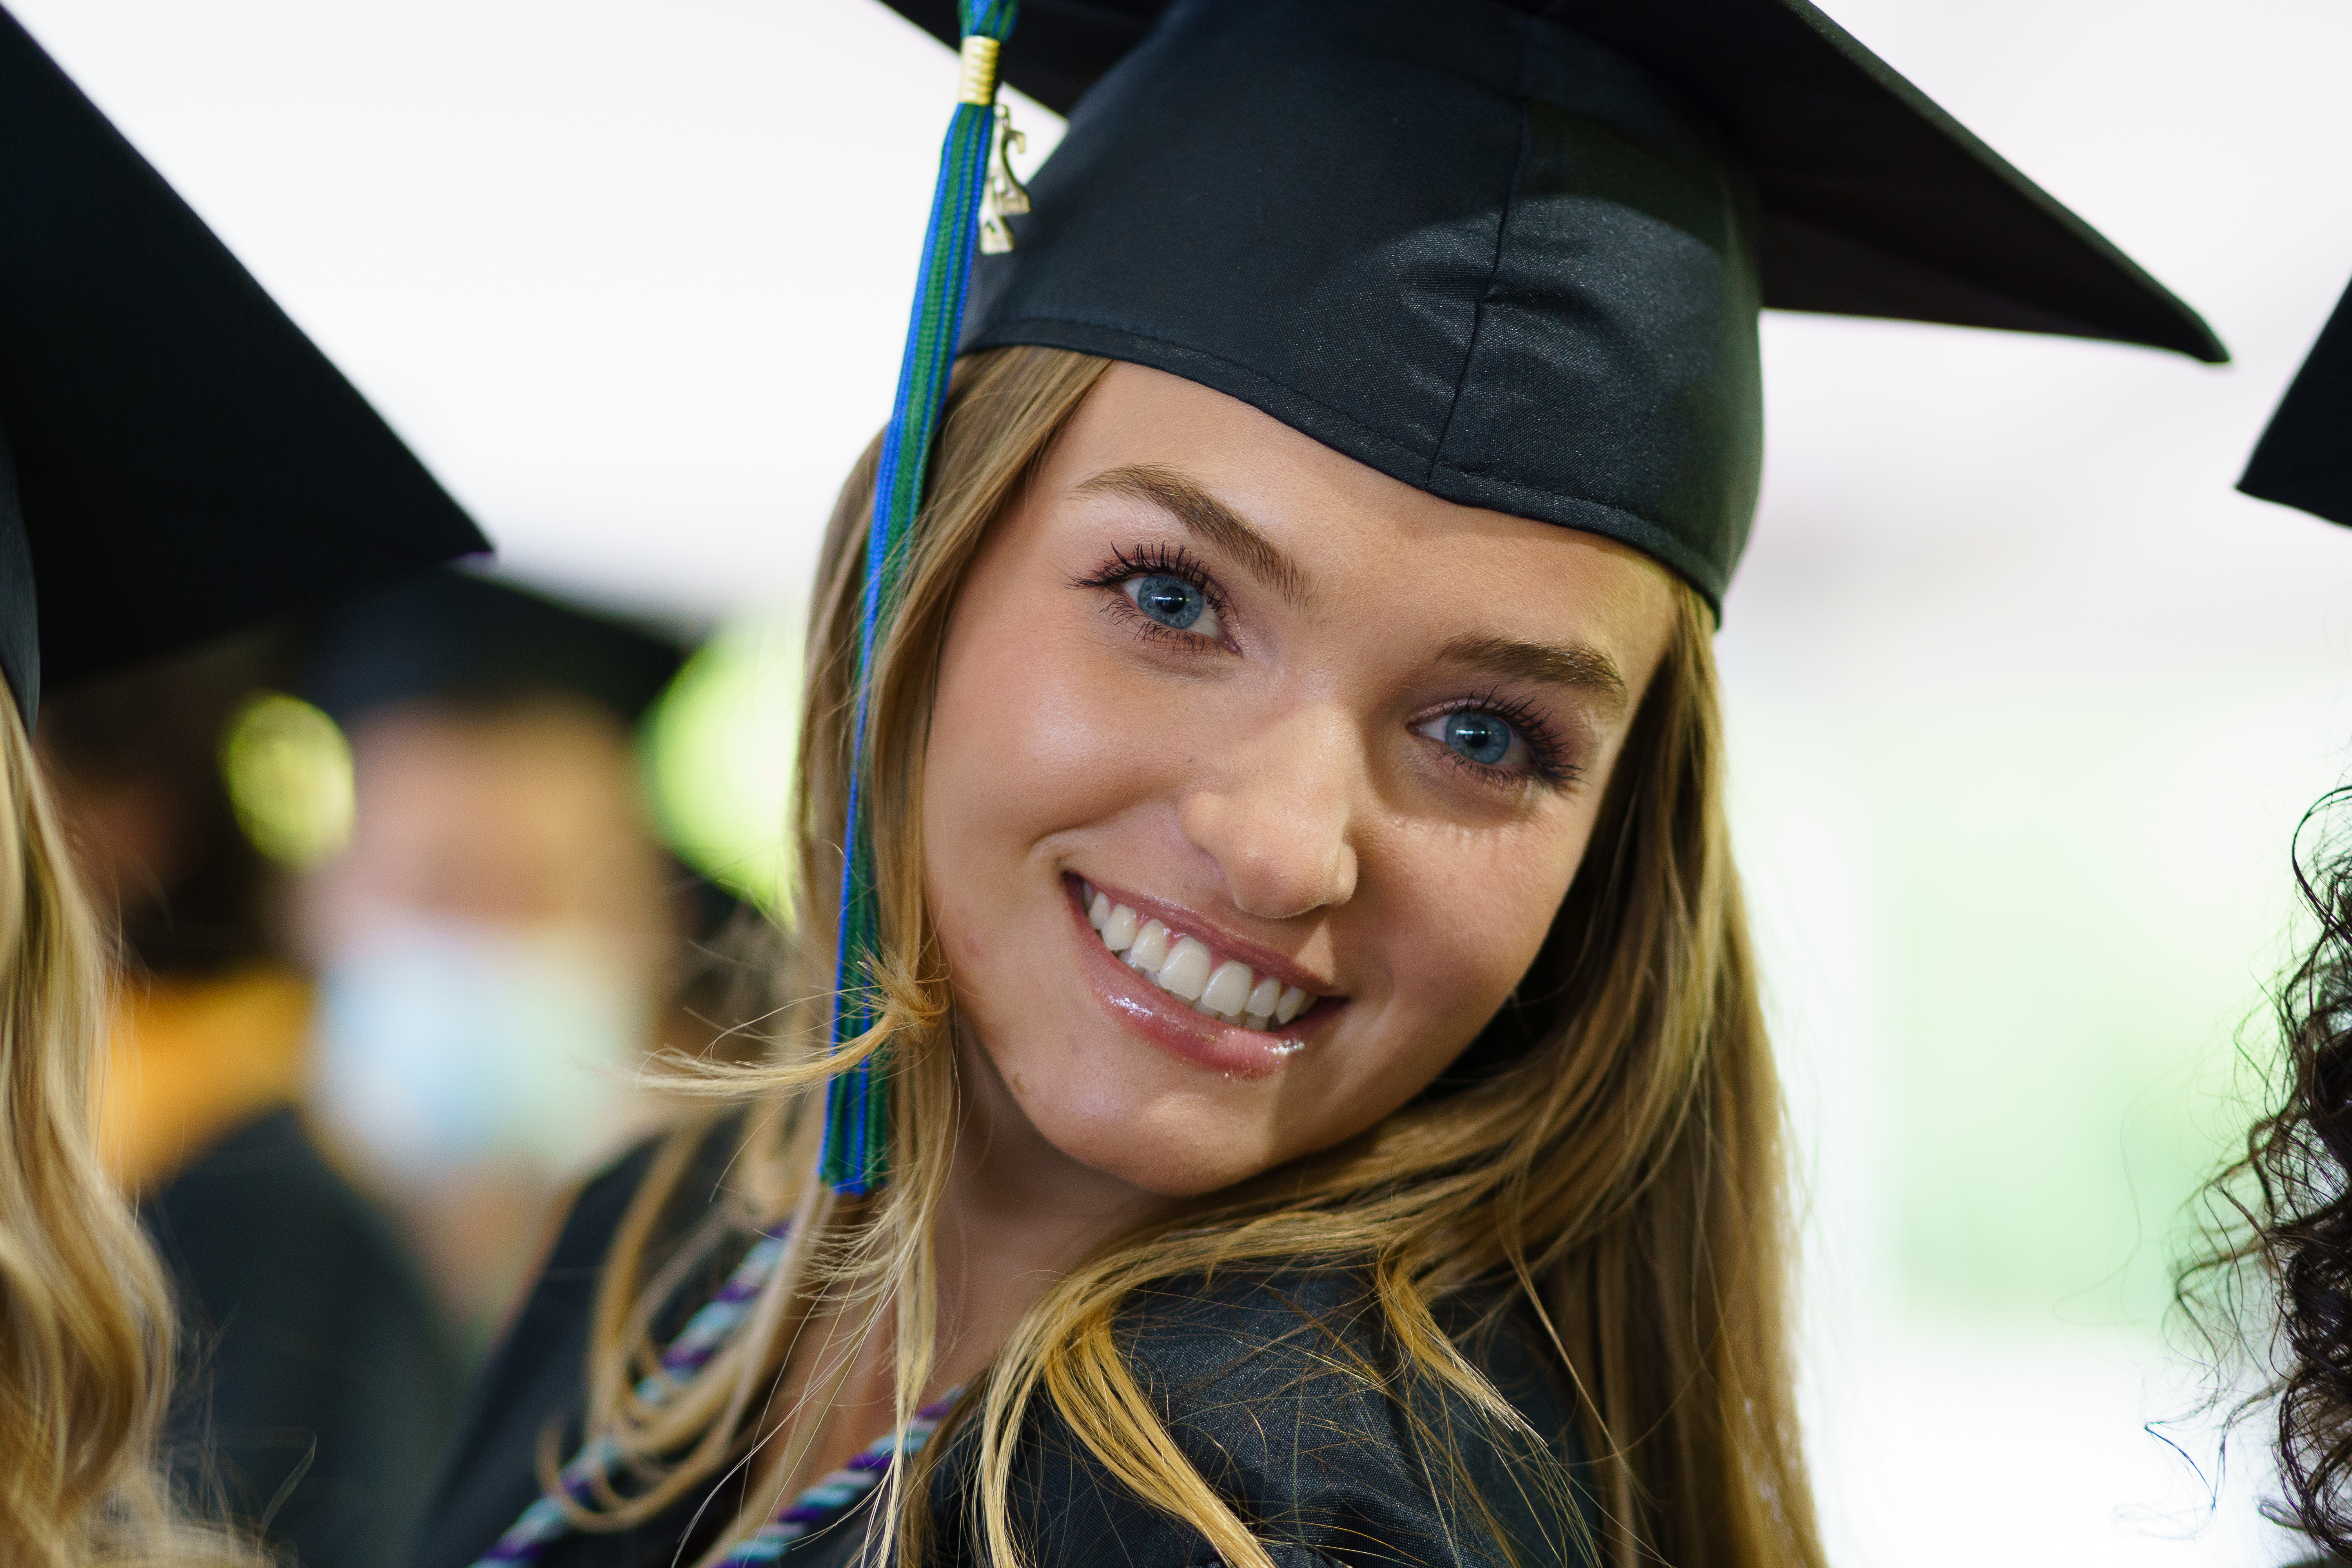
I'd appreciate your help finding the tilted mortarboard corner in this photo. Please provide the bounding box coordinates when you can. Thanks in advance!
[2241,278,2352,529]
[0,5,486,724]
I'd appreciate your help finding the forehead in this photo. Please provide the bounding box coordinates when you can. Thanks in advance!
[1039,362,1678,653]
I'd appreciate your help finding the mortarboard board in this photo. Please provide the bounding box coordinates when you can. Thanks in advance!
[886,0,2224,610]
[0,5,488,724]
[303,569,683,733]
[2240,278,2352,529]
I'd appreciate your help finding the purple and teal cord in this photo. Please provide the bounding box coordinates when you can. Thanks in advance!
[711,1385,966,1566]
[469,1227,790,1566]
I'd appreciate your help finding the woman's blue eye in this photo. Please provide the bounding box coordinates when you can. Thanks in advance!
[1125,573,1210,632]
[1432,710,1520,768]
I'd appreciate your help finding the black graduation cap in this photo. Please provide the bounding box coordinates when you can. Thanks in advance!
[0,6,488,723]
[884,0,2225,608]
[2239,278,2352,528]
[303,568,684,732]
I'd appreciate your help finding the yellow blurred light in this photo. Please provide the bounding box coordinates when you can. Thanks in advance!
[641,603,804,920]
[219,693,355,870]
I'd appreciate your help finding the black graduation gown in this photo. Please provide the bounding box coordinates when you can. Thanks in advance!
[411,1127,1598,1568]
[145,1105,464,1568]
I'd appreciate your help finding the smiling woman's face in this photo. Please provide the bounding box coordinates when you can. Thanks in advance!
[921,364,1678,1198]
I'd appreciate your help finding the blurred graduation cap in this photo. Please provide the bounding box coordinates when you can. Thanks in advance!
[881,0,2225,608]
[0,6,487,725]
[303,569,684,733]
[2239,278,2352,528]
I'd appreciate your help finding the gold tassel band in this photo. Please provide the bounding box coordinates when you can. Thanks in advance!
[958,35,1002,105]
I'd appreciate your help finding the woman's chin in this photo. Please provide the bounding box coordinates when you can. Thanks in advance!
[1022,1097,1284,1199]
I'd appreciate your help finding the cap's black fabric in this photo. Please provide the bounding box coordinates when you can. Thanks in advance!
[898,0,2223,356]
[970,0,1766,599]
[0,5,487,720]
[883,0,2223,606]
[0,423,33,717]
[2241,278,2352,528]
[303,569,683,730]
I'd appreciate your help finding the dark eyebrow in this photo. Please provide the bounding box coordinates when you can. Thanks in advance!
[1436,633,1630,715]
[1074,464,1312,608]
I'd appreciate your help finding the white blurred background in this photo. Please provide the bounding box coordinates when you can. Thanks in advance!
[16,0,2352,1559]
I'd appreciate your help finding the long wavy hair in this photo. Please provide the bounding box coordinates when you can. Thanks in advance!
[2183,785,2352,1557]
[570,345,1823,1568]
[0,685,252,1568]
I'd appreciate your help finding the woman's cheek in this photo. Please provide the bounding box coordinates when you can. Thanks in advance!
[1387,818,1588,1046]
[993,638,1202,833]
[935,608,1113,824]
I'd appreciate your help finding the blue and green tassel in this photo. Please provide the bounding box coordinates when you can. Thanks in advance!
[822,0,1021,1196]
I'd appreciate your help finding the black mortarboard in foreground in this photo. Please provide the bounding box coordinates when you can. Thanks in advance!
[2240,279,2352,529]
[0,6,487,723]
[303,569,683,732]
[886,0,2224,608]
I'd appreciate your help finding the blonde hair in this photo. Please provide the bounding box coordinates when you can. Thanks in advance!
[575,346,1823,1568]
[0,685,254,1567]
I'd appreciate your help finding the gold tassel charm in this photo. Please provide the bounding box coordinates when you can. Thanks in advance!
[956,34,1002,105]
[979,103,1031,254]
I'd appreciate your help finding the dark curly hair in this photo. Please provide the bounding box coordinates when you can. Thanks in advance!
[2185,785,2352,1559]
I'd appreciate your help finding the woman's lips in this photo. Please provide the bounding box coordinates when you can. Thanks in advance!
[1063,876,1336,1078]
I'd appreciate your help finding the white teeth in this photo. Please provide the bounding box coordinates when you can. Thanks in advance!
[1154,937,1212,1001]
[1091,891,1322,1036]
[1200,960,1252,1019]
[1125,919,1171,971]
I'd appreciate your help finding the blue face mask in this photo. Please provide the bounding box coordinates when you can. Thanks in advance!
[308,913,657,1181]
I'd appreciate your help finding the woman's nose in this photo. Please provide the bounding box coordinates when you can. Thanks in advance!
[1176,706,1360,920]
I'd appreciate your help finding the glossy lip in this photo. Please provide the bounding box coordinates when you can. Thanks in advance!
[1062,875,1340,1080]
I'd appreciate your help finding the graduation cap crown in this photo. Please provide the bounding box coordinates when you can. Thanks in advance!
[820,0,2225,1192]
[303,569,684,733]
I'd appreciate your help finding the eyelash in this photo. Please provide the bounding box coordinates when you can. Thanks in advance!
[1074,544,1577,791]
[1071,542,1234,646]
[1422,687,1581,791]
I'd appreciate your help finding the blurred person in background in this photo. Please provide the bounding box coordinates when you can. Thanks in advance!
[2187,278,2352,1567]
[0,6,482,1561]
[37,635,465,1568]
[298,568,691,1343]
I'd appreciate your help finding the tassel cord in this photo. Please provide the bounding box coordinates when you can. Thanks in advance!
[823,0,1020,1196]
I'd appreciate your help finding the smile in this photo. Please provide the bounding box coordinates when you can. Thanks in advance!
[1075,878,1317,1032]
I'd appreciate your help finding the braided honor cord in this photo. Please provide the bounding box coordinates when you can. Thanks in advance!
[711,1387,965,1566]
[468,1229,789,1566]
[823,0,1022,1196]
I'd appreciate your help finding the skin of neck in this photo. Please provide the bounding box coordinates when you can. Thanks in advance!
[929,1024,1181,1391]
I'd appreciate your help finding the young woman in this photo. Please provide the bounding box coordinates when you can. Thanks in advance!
[417,3,2223,1566]
[0,9,483,1563]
